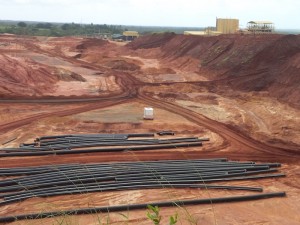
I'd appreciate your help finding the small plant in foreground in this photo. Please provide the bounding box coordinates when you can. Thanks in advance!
[169,213,178,225]
[147,205,178,225]
[147,205,161,225]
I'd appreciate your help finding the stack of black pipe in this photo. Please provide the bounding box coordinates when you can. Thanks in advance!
[0,132,208,157]
[0,158,284,207]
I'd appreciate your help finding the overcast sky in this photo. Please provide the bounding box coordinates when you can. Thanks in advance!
[0,0,299,29]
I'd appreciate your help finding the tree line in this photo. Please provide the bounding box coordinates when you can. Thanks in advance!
[0,21,125,37]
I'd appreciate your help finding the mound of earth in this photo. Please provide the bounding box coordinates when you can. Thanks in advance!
[128,32,176,50]
[128,33,300,107]
[0,54,57,97]
[0,54,85,97]
[55,68,87,82]
[104,59,141,71]
[76,38,109,50]
[225,35,300,108]
[143,67,176,75]
[74,38,123,63]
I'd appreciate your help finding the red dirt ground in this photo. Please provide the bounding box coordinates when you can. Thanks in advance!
[0,33,299,225]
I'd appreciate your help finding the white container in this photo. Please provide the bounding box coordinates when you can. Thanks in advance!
[144,107,154,120]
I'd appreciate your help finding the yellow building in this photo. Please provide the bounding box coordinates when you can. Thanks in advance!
[123,31,139,41]
[216,18,239,34]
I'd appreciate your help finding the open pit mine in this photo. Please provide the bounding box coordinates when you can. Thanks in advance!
[0,33,299,225]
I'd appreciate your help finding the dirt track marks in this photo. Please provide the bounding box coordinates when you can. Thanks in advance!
[2,39,299,162]
[0,99,128,134]
[137,92,300,159]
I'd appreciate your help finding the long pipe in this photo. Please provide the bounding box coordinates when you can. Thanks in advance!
[0,192,286,223]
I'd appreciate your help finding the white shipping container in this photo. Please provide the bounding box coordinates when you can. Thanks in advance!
[143,107,154,120]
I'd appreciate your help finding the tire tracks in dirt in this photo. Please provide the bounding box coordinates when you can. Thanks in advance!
[1,40,299,163]
[137,91,300,160]
[0,99,129,134]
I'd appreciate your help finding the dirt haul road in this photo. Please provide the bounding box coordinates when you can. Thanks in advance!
[0,55,298,164]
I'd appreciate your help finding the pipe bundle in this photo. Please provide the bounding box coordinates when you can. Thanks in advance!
[0,132,207,157]
[0,158,284,207]
[0,133,286,222]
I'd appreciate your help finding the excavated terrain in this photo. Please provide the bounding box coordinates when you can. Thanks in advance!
[0,33,299,225]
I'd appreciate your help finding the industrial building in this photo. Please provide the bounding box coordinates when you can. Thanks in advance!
[111,31,140,42]
[112,34,124,41]
[216,18,239,34]
[247,21,274,33]
[184,18,238,36]
[122,31,139,41]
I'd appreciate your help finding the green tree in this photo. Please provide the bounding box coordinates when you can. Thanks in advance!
[61,23,70,31]
[36,23,53,29]
[17,22,27,27]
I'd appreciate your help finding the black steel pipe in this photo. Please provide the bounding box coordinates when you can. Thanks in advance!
[0,192,286,223]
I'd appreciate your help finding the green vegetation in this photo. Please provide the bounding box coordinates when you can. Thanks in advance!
[0,21,124,37]
[147,205,178,225]
[147,205,162,225]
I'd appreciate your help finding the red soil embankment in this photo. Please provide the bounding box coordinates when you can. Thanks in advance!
[0,54,58,97]
[0,54,85,98]
[75,38,109,50]
[128,33,300,107]
[226,35,300,108]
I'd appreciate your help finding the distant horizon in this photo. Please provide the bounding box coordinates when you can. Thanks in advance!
[1,19,300,31]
